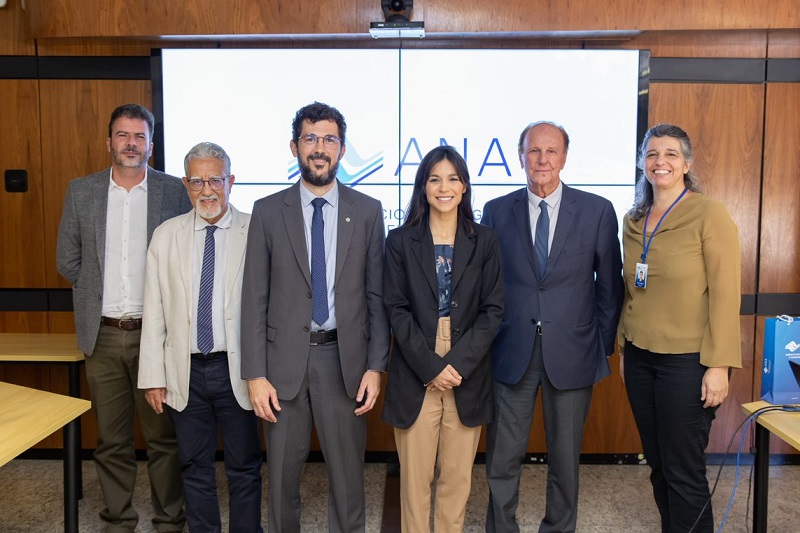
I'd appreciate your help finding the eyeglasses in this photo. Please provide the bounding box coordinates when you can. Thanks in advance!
[299,133,342,149]
[186,177,227,191]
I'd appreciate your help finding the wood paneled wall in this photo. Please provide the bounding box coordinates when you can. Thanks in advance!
[1,0,799,455]
[24,0,800,38]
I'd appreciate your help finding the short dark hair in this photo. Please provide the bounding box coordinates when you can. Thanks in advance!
[403,146,475,234]
[517,121,570,155]
[108,104,155,139]
[291,102,347,145]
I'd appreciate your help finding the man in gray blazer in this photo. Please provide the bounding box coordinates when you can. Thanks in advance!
[56,104,189,532]
[482,121,624,533]
[241,102,390,533]
[139,142,262,532]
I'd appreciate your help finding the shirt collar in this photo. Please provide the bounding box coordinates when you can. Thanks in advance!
[194,205,233,231]
[528,180,563,209]
[108,167,148,192]
[300,179,339,209]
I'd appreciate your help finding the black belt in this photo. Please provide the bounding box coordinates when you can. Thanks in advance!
[191,351,227,360]
[309,328,338,345]
[101,316,143,330]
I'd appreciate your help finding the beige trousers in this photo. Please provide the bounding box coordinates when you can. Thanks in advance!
[394,317,482,533]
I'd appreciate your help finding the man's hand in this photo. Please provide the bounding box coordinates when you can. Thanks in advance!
[248,377,281,422]
[144,388,167,414]
[355,370,382,416]
[427,364,462,392]
[701,367,729,408]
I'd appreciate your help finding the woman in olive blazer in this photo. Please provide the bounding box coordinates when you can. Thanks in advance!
[382,146,504,532]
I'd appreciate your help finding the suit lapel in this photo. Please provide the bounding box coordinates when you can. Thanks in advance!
[335,183,356,286]
[410,224,438,301]
[512,189,538,276]
[225,207,247,307]
[283,183,312,288]
[547,184,577,274]
[147,169,164,241]
[451,224,475,293]
[92,173,109,278]
[176,212,194,318]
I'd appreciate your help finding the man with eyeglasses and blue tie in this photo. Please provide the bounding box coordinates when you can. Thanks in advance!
[241,102,390,532]
[138,141,263,532]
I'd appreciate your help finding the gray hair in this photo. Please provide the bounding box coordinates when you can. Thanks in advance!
[517,121,570,155]
[629,124,701,221]
[183,141,231,176]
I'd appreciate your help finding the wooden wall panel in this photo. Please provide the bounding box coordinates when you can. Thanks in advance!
[0,312,48,333]
[0,80,46,289]
[649,83,764,295]
[25,0,800,38]
[759,83,800,293]
[767,29,800,58]
[619,30,767,58]
[0,0,35,55]
[39,80,153,289]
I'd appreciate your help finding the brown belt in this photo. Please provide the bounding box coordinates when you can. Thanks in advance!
[101,316,143,330]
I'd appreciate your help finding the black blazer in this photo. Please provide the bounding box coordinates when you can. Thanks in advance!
[381,220,504,429]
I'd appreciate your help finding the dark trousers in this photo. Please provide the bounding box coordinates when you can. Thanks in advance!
[167,354,263,533]
[263,342,367,533]
[486,333,593,533]
[624,341,717,533]
[86,325,185,533]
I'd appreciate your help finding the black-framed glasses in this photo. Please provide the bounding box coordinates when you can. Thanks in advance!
[300,133,341,149]
[186,177,227,191]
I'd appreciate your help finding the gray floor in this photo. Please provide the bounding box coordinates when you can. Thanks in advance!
[0,460,797,532]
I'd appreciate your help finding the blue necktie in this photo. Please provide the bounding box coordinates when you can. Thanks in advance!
[311,198,329,326]
[535,200,549,277]
[197,225,217,354]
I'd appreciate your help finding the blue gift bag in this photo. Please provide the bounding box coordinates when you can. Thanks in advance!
[761,315,800,404]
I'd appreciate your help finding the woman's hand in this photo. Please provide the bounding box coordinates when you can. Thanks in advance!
[427,364,462,391]
[701,366,729,408]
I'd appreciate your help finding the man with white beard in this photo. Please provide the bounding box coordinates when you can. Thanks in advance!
[139,142,263,532]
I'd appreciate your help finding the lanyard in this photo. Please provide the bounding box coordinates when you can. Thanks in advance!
[640,188,688,264]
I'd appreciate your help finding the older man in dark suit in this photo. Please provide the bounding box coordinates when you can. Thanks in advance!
[482,121,624,533]
[241,102,390,533]
[56,104,189,532]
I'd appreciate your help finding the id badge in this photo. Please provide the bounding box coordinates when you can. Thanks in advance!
[635,262,648,289]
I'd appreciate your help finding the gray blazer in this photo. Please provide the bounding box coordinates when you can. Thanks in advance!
[240,181,391,400]
[56,167,192,355]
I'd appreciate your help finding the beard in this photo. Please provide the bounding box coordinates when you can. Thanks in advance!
[110,144,150,169]
[298,153,339,187]
[196,194,222,222]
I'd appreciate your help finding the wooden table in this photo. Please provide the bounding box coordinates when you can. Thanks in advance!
[741,401,800,533]
[0,381,91,533]
[0,334,86,519]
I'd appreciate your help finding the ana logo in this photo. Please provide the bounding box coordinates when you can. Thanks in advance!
[785,341,800,352]
[288,142,383,187]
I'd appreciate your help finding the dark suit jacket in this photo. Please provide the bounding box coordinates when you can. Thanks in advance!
[240,181,391,400]
[381,221,504,429]
[56,167,192,355]
[481,185,623,390]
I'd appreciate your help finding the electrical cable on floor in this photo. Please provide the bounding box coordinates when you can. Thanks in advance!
[686,404,793,533]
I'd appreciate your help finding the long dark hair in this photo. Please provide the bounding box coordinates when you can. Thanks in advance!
[629,123,701,221]
[403,146,475,233]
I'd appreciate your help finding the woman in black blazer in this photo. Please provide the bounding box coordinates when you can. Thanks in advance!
[382,146,504,532]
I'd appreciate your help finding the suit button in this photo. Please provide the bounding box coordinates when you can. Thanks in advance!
[539,286,545,292]
[452,328,460,336]
[303,326,309,332]
[307,292,312,299]
[451,301,458,308]
[531,319,536,324]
